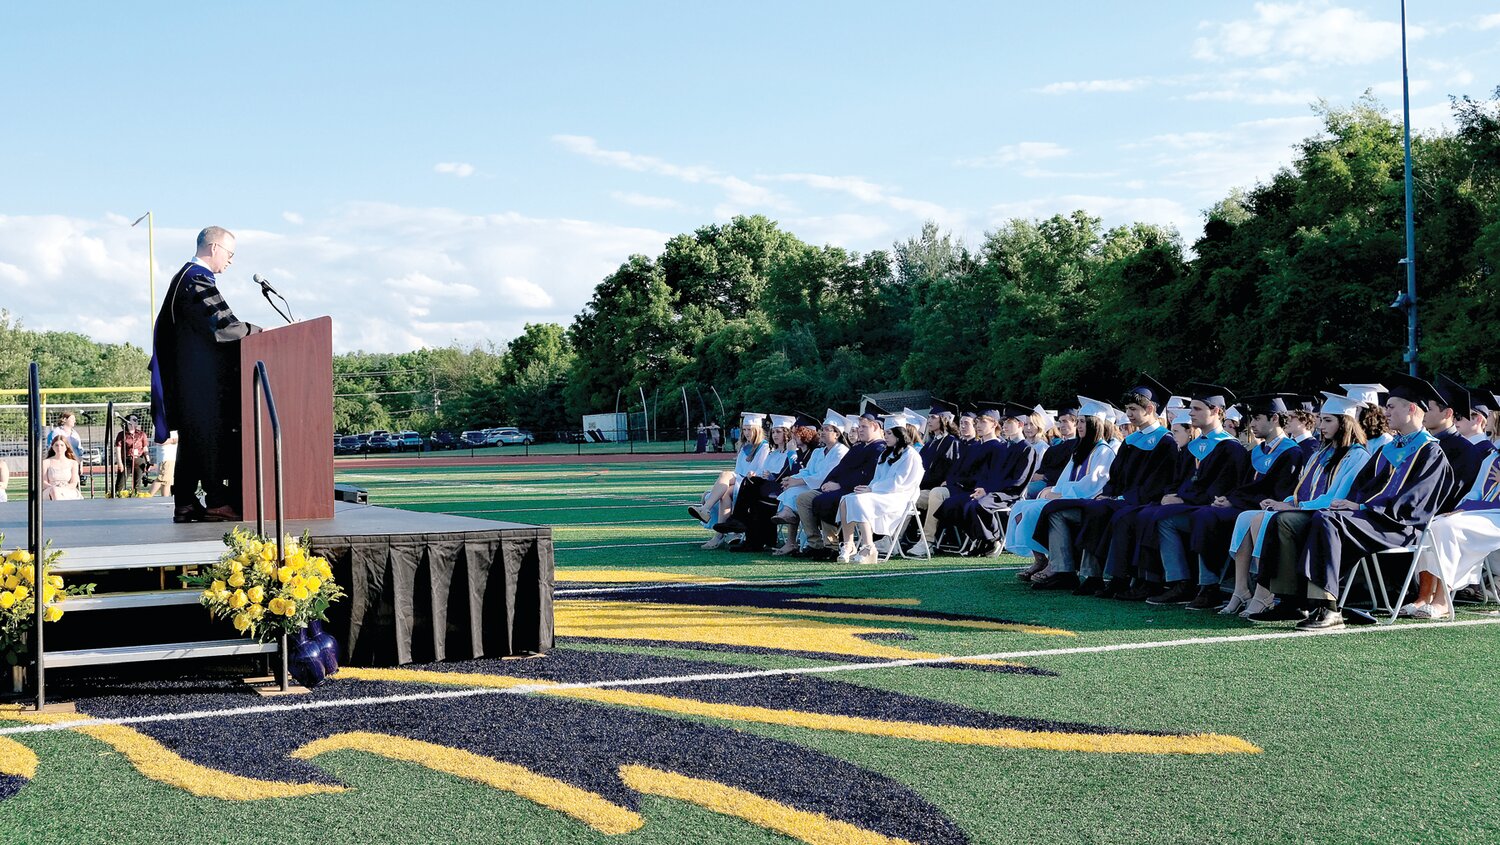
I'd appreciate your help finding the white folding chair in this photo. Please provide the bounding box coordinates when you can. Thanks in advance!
[879,489,931,563]
[1345,534,1424,624]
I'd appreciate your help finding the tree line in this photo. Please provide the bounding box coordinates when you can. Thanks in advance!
[7,94,1498,437]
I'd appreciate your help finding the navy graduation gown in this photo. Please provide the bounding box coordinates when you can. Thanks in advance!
[1297,432,1457,598]
[1295,435,1321,462]
[811,441,884,521]
[1433,427,1483,506]
[1188,435,1306,559]
[1056,425,1180,560]
[1129,433,1250,577]
[938,439,1038,542]
[919,434,961,491]
[1037,437,1075,486]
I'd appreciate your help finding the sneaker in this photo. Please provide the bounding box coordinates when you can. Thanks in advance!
[1295,607,1345,631]
[1146,581,1196,606]
[836,543,856,563]
[907,539,931,558]
[858,544,879,565]
[873,536,894,555]
[1185,586,1226,611]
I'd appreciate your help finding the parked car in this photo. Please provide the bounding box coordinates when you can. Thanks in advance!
[397,431,424,452]
[81,446,104,465]
[335,435,364,455]
[366,434,397,452]
[459,430,488,447]
[428,430,459,450]
[485,427,535,446]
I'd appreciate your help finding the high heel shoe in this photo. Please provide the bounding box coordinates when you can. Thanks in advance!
[836,543,856,563]
[1240,592,1275,619]
[857,544,879,565]
[1218,593,1250,615]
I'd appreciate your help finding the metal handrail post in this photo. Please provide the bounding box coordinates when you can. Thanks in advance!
[252,362,290,691]
[28,364,45,710]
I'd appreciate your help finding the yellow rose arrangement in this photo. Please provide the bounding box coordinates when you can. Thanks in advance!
[0,533,95,666]
[185,528,345,641]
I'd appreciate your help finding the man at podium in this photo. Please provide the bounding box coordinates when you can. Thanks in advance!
[149,226,260,523]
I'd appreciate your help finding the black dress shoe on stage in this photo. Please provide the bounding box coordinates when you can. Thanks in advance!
[1072,576,1105,596]
[1185,586,1226,611]
[1295,607,1345,631]
[1247,604,1310,623]
[1031,572,1079,591]
[173,505,207,524]
[199,505,242,523]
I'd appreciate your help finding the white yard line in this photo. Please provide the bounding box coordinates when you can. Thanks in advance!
[553,565,1023,595]
[556,540,703,552]
[3,617,1496,738]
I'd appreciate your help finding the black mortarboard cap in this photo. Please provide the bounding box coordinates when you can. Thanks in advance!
[1184,382,1236,409]
[863,399,891,415]
[792,411,821,429]
[1435,374,1474,417]
[1384,373,1443,410]
[1127,373,1173,406]
[1243,393,1299,416]
[928,397,959,417]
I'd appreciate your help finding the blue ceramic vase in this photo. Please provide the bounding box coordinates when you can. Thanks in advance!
[308,620,340,674]
[288,628,328,688]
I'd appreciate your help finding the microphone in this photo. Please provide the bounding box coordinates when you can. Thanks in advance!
[253,273,280,296]
[254,273,294,324]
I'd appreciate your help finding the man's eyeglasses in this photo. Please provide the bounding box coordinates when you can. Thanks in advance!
[210,242,235,260]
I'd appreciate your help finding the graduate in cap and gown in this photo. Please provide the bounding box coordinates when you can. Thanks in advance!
[1030,376,1179,591]
[1018,398,1119,589]
[1116,384,1250,603]
[713,413,801,550]
[802,413,885,555]
[914,407,1001,554]
[836,413,926,564]
[917,401,961,491]
[1406,444,1500,618]
[1174,394,1307,609]
[1223,392,1371,617]
[1255,374,1456,630]
[935,403,1038,555]
[688,412,771,549]
[1031,404,1076,497]
[1430,375,1486,502]
[772,411,852,555]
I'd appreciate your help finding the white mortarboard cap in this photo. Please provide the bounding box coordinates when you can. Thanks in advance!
[882,413,913,431]
[1224,406,1243,422]
[740,412,766,429]
[1170,408,1195,427]
[821,409,847,431]
[1341,383,1386,407]
[1111,409,1130,426]
[1320,391,1361,418]
[1165,395,1191,410]
[1033,404,1057,430]
[1076,396,1112,420]
[901,407,929,428]
[768,413,796,429]
[846,414,865,430]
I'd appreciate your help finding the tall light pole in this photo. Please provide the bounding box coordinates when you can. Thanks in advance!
[131,212,156,333]
[1398,0,1419,376]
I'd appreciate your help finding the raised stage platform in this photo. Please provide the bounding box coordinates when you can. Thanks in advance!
[0,498,554,669]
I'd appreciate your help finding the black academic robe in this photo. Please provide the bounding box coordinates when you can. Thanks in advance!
[1434,427,1483,508]
[811,441,884,521]
[942,438,1001,495]
[1295,435,1321,462]
[149,261,259,511]
[919,434,961,491]
[1128,435,1250,582]
[1188,437,1306,561]
[939,439,1040,543]
[1051,427,1180,562]
[1296,434,1456,598]
[1037,437,1075,486]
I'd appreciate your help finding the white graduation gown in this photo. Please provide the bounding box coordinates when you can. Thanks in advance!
[1416,452,1500,591]
[776,443,849,512]
[1004,442,1117,556]
[839,447,925,535]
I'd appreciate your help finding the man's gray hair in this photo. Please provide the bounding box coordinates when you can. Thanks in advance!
[196,226,235,252]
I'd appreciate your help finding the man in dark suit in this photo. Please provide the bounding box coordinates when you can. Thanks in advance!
[149,226,259,523]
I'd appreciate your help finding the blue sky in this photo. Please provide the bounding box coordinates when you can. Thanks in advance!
[2,1,1497,354]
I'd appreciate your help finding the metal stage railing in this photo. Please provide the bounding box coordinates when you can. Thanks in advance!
[26,362,289,709]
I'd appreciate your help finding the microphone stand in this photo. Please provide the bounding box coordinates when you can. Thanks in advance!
[261,286,294,324]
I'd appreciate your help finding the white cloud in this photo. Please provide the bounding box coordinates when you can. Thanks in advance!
[763,172,958,226]
[0,206,669,353]
[784,213,896,248]
[609,191,683,210]
[281,211,304,225]
[1183,87,1320,106]
[553,135,793,210]
[1479,13,1500,30]
[1036,78,1148,94]
[1371,79,1432,99]
[1134,115,1324,202]
[955,141,1070,171]
[434,162,476,178]
[1193,3,1415,66]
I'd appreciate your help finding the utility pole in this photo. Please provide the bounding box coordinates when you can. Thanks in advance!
[1398,0,1419,375]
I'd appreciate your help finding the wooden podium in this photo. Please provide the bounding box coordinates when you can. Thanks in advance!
[238,317,334,521]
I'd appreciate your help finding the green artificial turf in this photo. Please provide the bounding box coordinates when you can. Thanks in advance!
[1,456,1496,844]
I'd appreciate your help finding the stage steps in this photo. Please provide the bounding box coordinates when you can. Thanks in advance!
[56,590,201,612]
[50,541,225,574]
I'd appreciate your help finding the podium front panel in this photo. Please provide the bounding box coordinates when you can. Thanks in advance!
[239,316,335,521]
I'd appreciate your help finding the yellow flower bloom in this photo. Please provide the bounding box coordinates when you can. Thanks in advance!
[247,585,265,604]
[256,560,276,577]
[289,585,310,601]
[232,612,252,633]
[0,592,14,610]
[0,562,14,577]
[43,605,64,622]
[19,564,35,583]
[47,575,64,589]
[228,560,244,574]
[248,604,265,619]
[12,585,28,602]
[201,589,216,602]
[280,600,296,616]
[268,597,285,615]
[2,576,17,591]
[215,589,232,602]
[9,551,33,564]
[260,543,277,562]
[41,585,56,604]
[304,576,322,593]
[229,589,248,609]
[210,579,226,593]
[276,566,294,584]
[227,572,246,588]
[248,540,263,556]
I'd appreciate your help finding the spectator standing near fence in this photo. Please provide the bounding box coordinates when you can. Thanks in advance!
[709,421,722,451]
[47,411,82,458]
[695,423,708,453]
[114,415,151,496]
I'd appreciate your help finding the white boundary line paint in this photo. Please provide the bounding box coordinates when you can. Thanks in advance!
[557,541,704,552]
[3,617,1497,738]
[554,565,1023,595]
